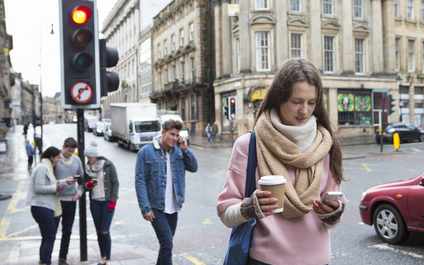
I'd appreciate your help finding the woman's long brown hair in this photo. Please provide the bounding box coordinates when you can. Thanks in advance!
[254,58,346,183]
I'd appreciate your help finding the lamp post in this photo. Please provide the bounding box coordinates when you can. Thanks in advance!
[37,24,55,153]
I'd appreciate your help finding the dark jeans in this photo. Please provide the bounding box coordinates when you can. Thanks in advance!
[151,209,178,265]
[31,206,59,265]
[27,155,33,170]
[56,201,77,262]
[90,200,114,260]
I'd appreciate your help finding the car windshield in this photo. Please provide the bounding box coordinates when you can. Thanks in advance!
[134,121,161,133]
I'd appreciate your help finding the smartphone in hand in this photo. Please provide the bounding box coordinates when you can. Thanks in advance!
[321,191,343,204]
[73,175,80,179]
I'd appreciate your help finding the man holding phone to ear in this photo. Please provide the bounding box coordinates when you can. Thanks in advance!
[135,119,198,265]
[55,137,84,265]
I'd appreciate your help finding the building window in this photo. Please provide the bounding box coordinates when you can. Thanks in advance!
[180,29,184,47]
[353,0,363,19]
[324,36,335,73]
[394,0,400,18]
[157,44,161,59]
[422,42,424,73]
[323,0,333,15]
[172,65,176,81]
[408,40,415,72]
[290,0,301,12]
[180,61,185,83]
[181,97,186,120]
[189,23,194,41]
[291,33,303,58]
[255,0,268,10]
[255,31,270,71]
[236,38,241,74]
[191,94,196,120]
[337,90,372,125]
[355,39,365,74]
[164,40,168,56]
[165,69,169,84]
[422,1,424,23]
[158,72,162,91]
[172,34,176,51]
[407,0,414,20]
[190,57,194,83]
[395,38,400,71]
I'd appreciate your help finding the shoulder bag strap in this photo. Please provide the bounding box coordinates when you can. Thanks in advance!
[245,131,257,198]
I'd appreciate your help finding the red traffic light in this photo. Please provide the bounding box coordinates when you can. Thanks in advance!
[231,98,235,104]
[72,5,92,24]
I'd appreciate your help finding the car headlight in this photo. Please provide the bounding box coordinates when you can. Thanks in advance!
[361,191,367,201]
[388,128,395,133]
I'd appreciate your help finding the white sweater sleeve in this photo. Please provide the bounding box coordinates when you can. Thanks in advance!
[219,201,250,228]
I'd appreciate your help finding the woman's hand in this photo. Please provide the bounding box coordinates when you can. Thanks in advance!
[256,190,279,217]
[312,198,339,215]
[65,176,76,185]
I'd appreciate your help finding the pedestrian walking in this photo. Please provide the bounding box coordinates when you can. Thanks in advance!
[23,123,29,139]
[205,123,212,143]
[26,146,76,265]
[84,142,119,265]
[217,58,348,265]
[212,121,219,143]
[54,137,84,265]
[135,119,198,264]
[25,140,35,171]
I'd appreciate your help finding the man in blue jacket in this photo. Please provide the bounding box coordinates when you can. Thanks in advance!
[135,119,198,265]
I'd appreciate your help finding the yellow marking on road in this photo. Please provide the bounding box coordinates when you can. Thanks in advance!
[202,218,213,224]
[362,163,372,172]
[211,168,227,178]
[0,180,25,239]
[181,253,206,265]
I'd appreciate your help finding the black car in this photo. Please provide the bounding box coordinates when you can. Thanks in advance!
[376,122,424,144]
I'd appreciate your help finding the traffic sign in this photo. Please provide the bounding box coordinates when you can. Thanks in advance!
[71,82,93,103]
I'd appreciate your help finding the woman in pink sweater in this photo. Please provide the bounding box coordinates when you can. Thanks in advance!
[217,58,347,265]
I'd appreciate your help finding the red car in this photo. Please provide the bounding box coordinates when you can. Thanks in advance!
[359,173,424,244]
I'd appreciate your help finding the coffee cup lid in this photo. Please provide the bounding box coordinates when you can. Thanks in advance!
[258,175,286,185]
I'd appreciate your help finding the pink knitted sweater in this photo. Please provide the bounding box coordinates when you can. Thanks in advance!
[217,133,345,265]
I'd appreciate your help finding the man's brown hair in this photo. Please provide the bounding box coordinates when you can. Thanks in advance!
[63,137,78,148]
[162,119,183,132]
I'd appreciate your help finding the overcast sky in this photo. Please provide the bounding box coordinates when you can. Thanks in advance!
[4,0,118,97]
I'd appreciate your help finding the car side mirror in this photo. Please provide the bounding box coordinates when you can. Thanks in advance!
[420,177,424,186]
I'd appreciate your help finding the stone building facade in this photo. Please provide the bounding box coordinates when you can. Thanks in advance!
[150,0,214,136]
[212,0,424,142]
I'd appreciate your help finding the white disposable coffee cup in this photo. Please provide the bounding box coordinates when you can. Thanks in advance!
[258,175,286,213]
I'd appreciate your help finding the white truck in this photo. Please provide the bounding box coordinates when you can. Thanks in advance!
[110,103,161,151]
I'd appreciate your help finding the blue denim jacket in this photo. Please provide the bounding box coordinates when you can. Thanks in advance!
[135,138,198,214]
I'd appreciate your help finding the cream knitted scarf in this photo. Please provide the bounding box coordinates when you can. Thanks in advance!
[254,110,333,218]
[41,158,62,217]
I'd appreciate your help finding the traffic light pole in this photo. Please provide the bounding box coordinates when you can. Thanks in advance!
[230,119,234,147]
[380,94,386,153]
[77,109,88,261]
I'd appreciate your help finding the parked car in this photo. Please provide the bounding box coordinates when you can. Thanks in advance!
[375,122,424,144]
[359,173,424,244]
[103,122,116,142]
[84,116,98,132]
[93,121,107,136]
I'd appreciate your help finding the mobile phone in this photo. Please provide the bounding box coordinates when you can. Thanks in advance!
[73,175,80,179]
[92,179,97,184]
[321,191,343,203]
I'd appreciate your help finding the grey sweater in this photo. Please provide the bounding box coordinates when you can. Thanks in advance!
[55,154,84,199]
[26,163,66,211]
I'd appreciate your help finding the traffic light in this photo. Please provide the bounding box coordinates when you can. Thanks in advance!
[229,96,237,119]
[99,39,120,96]
[59,0,100,109]
[387,94,396,116]
[224,104,229,119]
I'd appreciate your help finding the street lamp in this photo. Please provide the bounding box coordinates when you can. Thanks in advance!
[36,24,55,154]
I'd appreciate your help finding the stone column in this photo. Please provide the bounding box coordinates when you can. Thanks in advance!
[309,0,322,69]
[342,0,354,74]
[409,83,415,125]
[221,1,232,75]
[239,0,251,73]
[382,0,396,73]
[214,2,222,77]
[372,0,384,74]
[275,0,287,67]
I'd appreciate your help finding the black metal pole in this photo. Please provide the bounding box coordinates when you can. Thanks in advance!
[380,94,386,153]
[77,109,88,261]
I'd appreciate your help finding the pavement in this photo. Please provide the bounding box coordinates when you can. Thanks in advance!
[0,125,371,265]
